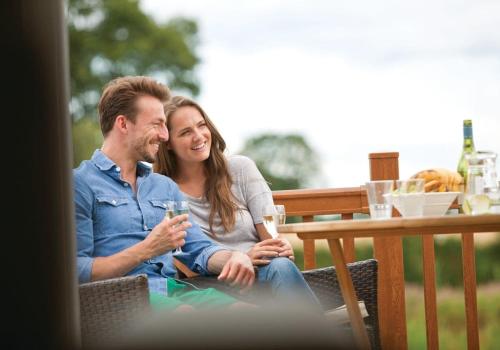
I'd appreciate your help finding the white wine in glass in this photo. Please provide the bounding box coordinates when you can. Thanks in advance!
[164,200,187,255]
[275,204,286,225]
[263,204,286,238]
[165,201,176,219]
[176,200,189,221]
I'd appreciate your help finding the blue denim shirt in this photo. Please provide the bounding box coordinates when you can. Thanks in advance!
[74,150,225,289]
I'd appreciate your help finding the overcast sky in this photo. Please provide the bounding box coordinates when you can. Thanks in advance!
[141,0,500,188]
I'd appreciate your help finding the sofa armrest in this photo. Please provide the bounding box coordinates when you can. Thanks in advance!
[79,274,150,347]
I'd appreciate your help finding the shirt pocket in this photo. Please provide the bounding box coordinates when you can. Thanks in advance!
[94,195,131,236]
[148,199,171,227]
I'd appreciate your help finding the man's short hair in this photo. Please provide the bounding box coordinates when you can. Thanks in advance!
[98,76,171,136]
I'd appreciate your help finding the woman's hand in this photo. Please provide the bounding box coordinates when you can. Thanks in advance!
[276,236,295,261]
[247,238,294,266]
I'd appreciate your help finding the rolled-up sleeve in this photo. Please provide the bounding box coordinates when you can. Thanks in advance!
[192,245,227,275]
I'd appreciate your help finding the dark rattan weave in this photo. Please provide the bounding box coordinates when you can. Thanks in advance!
[302,259,380,350]
[79,274,150,347]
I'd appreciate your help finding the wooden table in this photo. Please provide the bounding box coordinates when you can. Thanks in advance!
[278,214,500,350]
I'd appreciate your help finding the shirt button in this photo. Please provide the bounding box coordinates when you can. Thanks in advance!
[115,167,121,172]
[111,200,117,205]
[123,183,128,187]
[144,225,148,230]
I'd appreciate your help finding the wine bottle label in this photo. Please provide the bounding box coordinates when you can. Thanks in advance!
[463,126,473,139]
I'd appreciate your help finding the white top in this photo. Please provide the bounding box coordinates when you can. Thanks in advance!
[182,155,274,252]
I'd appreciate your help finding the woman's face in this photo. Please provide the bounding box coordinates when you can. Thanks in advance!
[168,105,212,164]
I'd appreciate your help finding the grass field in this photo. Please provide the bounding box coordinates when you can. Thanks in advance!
[406,283,500,349]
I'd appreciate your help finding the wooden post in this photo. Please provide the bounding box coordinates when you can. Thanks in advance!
[341,213,356,263]
[369,152,408,350]
[461,233,479,350]
[302,215,317,269]
[422,235,439,350]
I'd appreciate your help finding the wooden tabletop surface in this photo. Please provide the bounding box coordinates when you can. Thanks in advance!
[278,213,500,239]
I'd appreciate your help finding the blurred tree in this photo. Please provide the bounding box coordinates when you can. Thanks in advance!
[68,0,201,166]
[72,118,103,168]
[239,133,321,190]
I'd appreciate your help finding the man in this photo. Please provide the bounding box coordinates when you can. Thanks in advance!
[74,76,255,309]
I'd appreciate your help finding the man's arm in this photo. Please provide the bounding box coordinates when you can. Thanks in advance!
[91,215,190,281]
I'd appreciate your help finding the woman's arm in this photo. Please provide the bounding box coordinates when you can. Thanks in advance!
[256,222,273,241]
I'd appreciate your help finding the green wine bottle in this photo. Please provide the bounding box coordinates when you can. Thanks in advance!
[457,119,476,190]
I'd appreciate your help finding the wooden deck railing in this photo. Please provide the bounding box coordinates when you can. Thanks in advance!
[272,152,488,350]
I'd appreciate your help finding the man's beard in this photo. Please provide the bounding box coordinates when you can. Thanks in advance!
[133,136,156,163]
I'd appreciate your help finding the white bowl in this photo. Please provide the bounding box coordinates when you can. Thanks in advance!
[390,193,425,217]
[423,192,459,216]
[388,191,459,217]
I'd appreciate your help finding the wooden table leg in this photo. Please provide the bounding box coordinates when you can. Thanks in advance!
[328,238,372,350]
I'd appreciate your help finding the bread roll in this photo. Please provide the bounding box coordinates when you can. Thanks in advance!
[410,168,463,192]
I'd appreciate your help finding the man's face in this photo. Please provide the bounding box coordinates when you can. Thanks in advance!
[128,95,168,163]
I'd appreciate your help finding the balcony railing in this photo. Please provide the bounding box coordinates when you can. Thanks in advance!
[273,152,493,350]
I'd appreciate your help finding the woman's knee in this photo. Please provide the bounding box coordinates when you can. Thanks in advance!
[267,257,300,273]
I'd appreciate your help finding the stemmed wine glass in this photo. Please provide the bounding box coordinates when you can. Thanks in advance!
[165,200,189,255]
[275,204,286,225]
[262,204,286,238]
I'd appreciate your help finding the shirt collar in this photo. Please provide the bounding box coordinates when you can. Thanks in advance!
[90,149,153,177]
[137,161,153,176]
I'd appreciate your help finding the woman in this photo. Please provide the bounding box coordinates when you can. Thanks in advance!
[154,96,320,307]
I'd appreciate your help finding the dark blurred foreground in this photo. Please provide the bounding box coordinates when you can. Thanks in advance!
[86,304,355,350]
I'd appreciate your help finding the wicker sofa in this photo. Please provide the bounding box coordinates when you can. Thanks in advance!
[79,259,380,349]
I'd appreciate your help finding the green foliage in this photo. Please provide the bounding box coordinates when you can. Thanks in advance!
[72,118,103,167]
[239,133,321,190]
[403,236,500,287]
[406,286,500,350]
[68,0,201,121]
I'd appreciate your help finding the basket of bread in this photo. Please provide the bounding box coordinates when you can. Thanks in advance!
[408,168,462,216]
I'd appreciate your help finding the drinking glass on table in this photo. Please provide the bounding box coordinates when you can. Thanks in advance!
[365,180,394,219]
[262,204,286,238]
[165,200,189,254]
[463,151,499,214]
[464,165,491,215]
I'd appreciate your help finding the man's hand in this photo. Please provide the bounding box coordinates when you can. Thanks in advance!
[143,214,191,256]
[90,214,191,282]
[217,251,255,292]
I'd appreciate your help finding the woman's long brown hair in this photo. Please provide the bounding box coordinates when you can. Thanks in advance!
[154,96,239,233]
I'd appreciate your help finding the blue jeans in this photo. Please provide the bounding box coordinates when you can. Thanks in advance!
[257,257,322,310]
